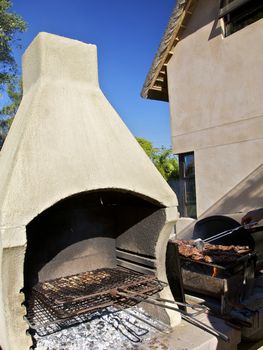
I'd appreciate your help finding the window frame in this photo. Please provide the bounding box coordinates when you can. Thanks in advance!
[178,152,197,219]
[219,0,263,37]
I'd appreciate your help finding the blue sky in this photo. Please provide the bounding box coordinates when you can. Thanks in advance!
[8,0,176,148]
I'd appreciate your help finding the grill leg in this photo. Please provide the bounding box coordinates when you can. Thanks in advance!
[165,242,185,310]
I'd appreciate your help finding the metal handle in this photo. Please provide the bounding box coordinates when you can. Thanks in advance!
[203,225,242,243]
[116,290,229,342]
[198,221,256,246]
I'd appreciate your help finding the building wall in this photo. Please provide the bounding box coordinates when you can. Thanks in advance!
[167,0,263,216]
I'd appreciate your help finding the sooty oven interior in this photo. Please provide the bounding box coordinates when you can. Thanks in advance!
[23,190,168,339]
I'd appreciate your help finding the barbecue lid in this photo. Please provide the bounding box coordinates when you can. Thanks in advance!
[192,215,256,249]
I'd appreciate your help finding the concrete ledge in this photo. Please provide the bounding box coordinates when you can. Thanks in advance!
[165,314,241,350]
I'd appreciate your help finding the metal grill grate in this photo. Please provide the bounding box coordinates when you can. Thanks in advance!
[25,267,165,336]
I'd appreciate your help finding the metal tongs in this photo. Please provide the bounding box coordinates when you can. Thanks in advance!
[116,290,229,342]
[193,221,258,251]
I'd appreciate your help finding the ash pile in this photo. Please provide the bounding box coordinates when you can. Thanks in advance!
[33,306,171,350]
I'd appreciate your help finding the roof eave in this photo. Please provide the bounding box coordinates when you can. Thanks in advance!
[141,0,195,102]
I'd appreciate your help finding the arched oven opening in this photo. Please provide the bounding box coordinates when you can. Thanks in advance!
[23,190,175,344]
[24,190,162,288]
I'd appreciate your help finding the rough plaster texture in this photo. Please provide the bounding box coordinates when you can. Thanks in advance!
[195,139,263,214]
[167,0,263,216]
[177,164,263,240]
[0,33,177,228]
[0,32,179,349]
[163,313,241,350]
[201,164,263,217]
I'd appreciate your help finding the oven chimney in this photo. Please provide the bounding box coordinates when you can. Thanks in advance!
[0,32,179,349]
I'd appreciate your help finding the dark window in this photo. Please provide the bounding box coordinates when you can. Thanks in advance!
[178,152,197,219]
[219,0,263,37]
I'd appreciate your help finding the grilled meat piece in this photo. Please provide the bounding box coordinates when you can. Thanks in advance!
[204,243,250,254]
[172,239,251,265]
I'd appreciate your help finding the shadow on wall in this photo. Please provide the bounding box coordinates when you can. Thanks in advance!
[176,164,263,239]
[202,164,263,217]
[180,0,222,41]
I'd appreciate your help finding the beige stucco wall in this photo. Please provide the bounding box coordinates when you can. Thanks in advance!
[167,0,263,216]
[0,33,179,349]
[0,33,177,229]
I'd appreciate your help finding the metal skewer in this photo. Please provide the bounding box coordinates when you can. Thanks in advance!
[123,309,171,333]
[116,290,229,342]
[194,221,258,250]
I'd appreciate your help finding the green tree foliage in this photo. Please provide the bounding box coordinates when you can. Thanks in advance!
[0,0,26,149]
[0,117,9,147]
[0,76,22,116]
[0,0,26,88]
[0,79,21,148]
[136,137,157,159]
[154,146,179,180]
[136,137,179,181]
